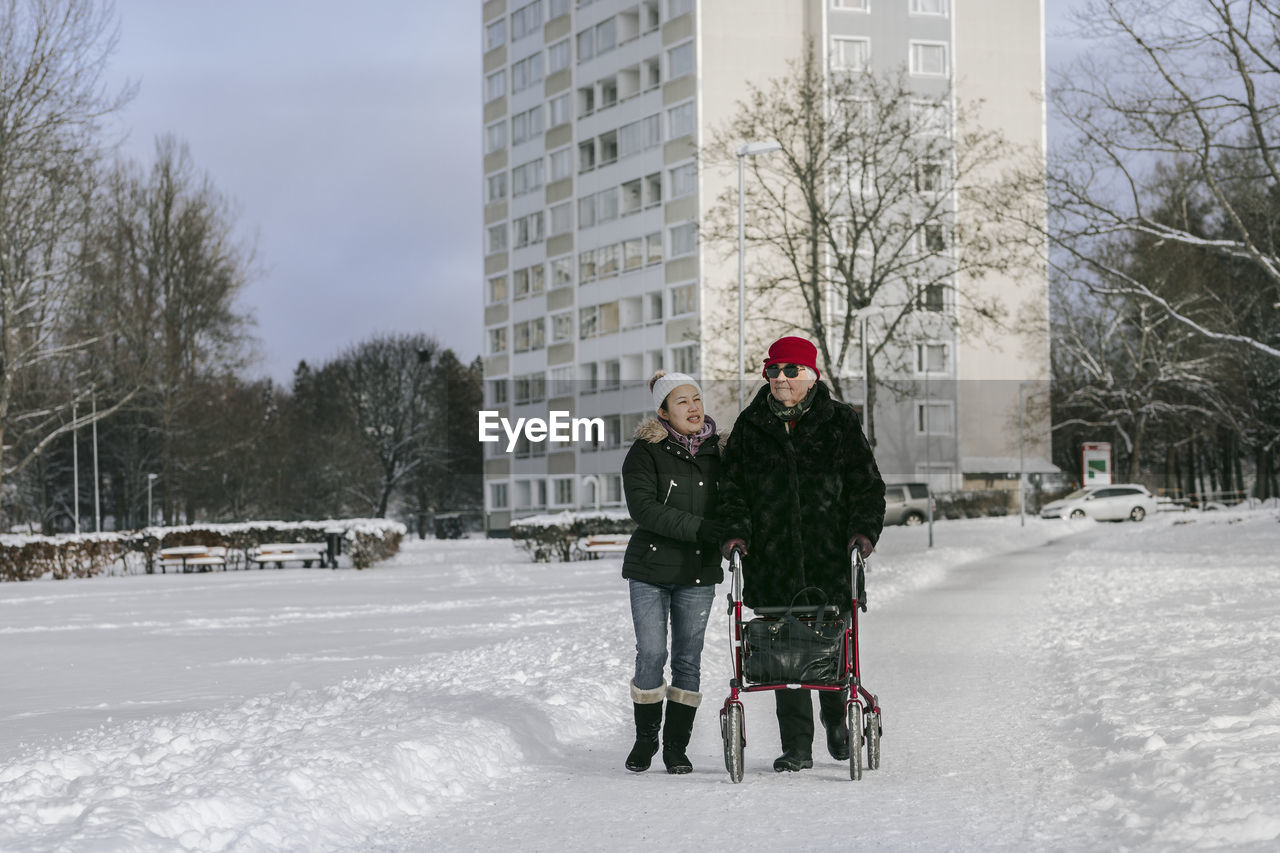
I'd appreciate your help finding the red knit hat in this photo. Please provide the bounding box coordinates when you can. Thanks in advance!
[762,335,820,379]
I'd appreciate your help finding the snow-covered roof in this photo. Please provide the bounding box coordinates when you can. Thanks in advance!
[962,456,1060,475]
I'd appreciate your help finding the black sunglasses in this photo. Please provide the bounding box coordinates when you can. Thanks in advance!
[765,363,804,379]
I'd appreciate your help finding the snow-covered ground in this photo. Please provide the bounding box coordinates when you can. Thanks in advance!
[1,510,1277,851]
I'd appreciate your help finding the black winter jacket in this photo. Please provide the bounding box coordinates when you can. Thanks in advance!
[621,418,724,587]
[717,382,885,609]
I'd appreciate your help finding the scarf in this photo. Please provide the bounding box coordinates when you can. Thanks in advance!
[662,414,716,456]
[767,384,817,426]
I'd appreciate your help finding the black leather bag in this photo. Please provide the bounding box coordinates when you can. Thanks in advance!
[742,589,847,685]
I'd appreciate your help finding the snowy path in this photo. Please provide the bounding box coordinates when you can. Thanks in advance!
[3,513,1278,851]
[374,536,1079,852]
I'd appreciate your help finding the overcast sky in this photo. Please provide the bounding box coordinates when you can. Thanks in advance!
[105,1,1084,386]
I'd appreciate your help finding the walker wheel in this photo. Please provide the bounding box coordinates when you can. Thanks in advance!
[847,704,864,781]
[865,710,881,770]
[722,703,745,783]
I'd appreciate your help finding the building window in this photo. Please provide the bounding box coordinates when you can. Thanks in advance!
[832,0,869,10]
[910,42,948,76]
[667,101,695,139]
[916,401,954,435]
[915,282,947,313]
[511,106,544,146]
[485,171,507,203]
[549,93,571,128]
[489,482,509,510]
[667,41,694,78]
[670,343,698,374]
[485,18,506,51]
[550,202,572,236]
[512,212,544,248]
[619,114,661,158]
[511,0,543,41]
[487,223,507,254]
[669,222,697,257]
[512,264,545,298]
[577,195,596,229]
[916,161,944,193]
[670,283,696,316]
[595,18,617,55]
[488,326,508,354]
[511,52,545,94]
[488,378,508,405]
[551,255,574,288]
[579,249,596,282]
[910,0,948,15]
[487,274,508,304]
[550,365,574,396]
[552,478,574,507]
[669,162,696,198]
[597,188,619,223]
[667,0,693,19]
[623,237,644,270]
[548,38,571,73]
[512,158,544,196]
[601,359,621,392]
[598,130,618,165]
[916,342,950,374]
[596,243,619,277]
[646,232,663,265]
[552,311,574,342]
[832,37,870,71]
[485,70,506,103]
[923,222,947,253]
[513,318,546,353]
[549,146,572,182]
[514,373,546,404]
[576,27,594,62]
[549,0,569,19]
[578,140,596,173]
[646,292,664,323]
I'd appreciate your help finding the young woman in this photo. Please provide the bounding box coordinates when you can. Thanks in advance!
[620,371,730,774]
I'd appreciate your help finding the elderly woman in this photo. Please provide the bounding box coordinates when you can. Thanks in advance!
[717,335,886,772]
[620,371,730,774]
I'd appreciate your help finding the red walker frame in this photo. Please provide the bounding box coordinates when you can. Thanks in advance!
[719,548,882,781]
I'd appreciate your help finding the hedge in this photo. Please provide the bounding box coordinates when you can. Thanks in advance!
[0,519,406,582]
[508,510,635,562]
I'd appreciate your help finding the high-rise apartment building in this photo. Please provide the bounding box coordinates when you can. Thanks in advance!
[480,0,1052,534]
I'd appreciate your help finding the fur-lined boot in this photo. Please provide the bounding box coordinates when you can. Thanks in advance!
[625,681,666,772]
[661,687,701,774]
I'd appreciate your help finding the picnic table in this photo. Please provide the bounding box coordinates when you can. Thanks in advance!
[158,545,228,573]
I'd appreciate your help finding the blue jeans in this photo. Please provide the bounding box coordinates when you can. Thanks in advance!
[629,580,716,693]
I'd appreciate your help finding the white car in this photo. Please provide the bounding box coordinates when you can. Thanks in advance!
[1039,484,1158,522]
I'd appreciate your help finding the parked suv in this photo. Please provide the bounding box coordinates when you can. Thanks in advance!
[884,482,931,526]
[1039,483,1157,522]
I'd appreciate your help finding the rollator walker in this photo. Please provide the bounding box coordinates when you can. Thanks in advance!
[719,547,883,781]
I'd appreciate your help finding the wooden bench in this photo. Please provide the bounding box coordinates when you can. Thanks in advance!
[159,546,228,574]
[576,534,631,559]
[248,542,330,569]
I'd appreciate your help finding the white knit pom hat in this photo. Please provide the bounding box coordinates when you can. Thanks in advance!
[651,372,701,411]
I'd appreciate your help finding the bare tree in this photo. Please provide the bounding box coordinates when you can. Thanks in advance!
[704,46,1041,445]
[1051,0,1280,360]
[72,135,254,523]
[333,333,441,519]
[0,0,134,509]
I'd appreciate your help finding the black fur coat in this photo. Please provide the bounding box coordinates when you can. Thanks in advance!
[717,382,886,609]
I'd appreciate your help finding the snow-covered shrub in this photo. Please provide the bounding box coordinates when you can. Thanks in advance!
[935,490,1011,520]
[508,510,634,562]
[0,534,127,581]
[345,520,407,570]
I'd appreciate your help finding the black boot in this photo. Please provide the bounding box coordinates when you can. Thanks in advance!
[820,691,850,761]
[661,687,700,774]
[625,682,665,772]
[773,689,814,772]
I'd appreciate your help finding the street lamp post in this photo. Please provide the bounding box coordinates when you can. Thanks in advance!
[147,474,158,528]
[925,362,933,548]
[72,400,79,534]
[1018,380,1036,527]
[737,139,782,412]
[92,393,101,533]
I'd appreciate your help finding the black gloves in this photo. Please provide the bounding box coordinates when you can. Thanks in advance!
[697,518,730,545]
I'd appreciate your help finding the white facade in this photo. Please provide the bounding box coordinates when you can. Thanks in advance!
[479,0,1049,532]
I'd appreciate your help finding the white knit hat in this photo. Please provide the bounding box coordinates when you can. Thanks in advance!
[651,372,701,411]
